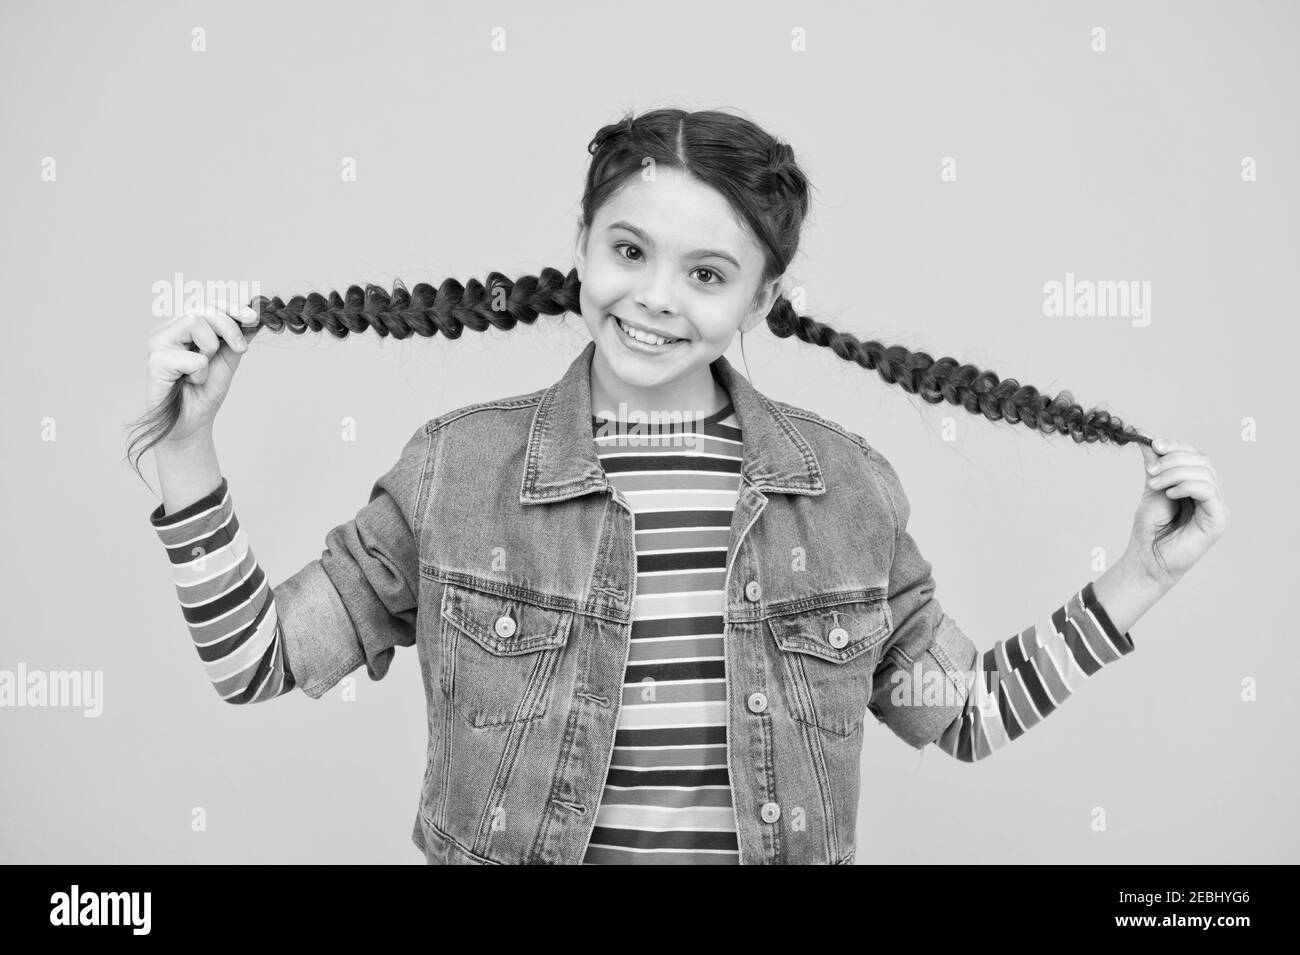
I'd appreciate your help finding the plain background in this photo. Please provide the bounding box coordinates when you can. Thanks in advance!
[1,0,1295,864]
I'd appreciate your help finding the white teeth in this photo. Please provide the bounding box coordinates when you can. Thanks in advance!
[614,316,679,346]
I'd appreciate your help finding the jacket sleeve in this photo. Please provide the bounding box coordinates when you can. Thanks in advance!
[149,421,432,702]
[864,448,1135,761]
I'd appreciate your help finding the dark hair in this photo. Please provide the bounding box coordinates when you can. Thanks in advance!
[124,106,1192,568]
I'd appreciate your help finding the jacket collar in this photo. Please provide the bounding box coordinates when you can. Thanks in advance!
[520,340,825,504]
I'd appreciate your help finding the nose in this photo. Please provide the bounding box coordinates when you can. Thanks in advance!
[634,267,678,317]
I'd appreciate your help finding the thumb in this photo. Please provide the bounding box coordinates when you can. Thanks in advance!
[1131,428,1161,471]
[226,304,262,365]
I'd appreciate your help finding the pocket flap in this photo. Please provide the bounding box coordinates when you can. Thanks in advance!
[767,596,892,664]
[440,583,573,656]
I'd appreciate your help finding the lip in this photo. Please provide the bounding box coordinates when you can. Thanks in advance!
[610,314,686,343]
[608,314,689,356]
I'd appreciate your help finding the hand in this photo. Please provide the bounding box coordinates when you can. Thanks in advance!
[145,304,260,446]
[1126,434,1229,588]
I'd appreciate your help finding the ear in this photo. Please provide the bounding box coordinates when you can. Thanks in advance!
[741,276,782,333]
[572,222,588,280]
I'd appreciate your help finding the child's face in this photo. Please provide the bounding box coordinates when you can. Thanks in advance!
[574,165,780,401]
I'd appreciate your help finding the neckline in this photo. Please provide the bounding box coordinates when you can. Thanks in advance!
[592,398,734,428]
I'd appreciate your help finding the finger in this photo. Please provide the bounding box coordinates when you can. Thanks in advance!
[151,349,207,385]
[228,303,262,335]
[149,313,197,350]
[1147,451,1207,469]
[179,345,211,384]
[1148,465,1215,489]
[1153,437,1199,455]
[188,315,222,359]
[1132,429,1161,468]
[1137,441,1160,476]
[172,308,214,351]
[1146,451,1217,481]
[1163,479,1229,529]
[207,307,250,354]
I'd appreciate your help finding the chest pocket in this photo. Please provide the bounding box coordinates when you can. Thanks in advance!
[766,594,893,738]
[439,582,574,729]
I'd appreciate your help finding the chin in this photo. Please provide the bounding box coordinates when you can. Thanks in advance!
[602,348,682,388]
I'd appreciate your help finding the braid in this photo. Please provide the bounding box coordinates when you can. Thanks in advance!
[253,267,581,340]
[763,295,1192,553]
[767,296,1148,446]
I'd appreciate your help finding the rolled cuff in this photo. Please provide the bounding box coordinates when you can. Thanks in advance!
[149,478,229,530]
[1080,580,1135,655]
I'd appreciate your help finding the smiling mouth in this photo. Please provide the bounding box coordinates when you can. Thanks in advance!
[611,315,686,346]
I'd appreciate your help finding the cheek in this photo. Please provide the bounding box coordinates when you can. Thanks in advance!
[577,285,610,336]
[695,311,744,344]
[578,264,621,306]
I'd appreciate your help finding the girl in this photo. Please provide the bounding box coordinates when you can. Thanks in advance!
[129,108,1228,865]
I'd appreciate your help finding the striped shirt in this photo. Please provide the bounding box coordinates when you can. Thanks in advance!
[581,399,745,864]
[932,581,1133,762]
[150,481,296,704]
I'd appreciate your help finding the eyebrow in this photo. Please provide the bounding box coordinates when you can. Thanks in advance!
[606,220,742,271]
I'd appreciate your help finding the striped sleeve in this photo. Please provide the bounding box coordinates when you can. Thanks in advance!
[149,478,296,704]
[931,581,1134,762]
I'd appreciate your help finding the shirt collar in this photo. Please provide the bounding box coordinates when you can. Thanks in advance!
[520,340,825,505]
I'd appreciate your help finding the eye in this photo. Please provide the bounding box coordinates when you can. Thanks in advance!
[611,240,643,262]
[611,242,726,286]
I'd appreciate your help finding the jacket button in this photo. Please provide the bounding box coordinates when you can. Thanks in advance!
[745,580,762,602]
[494,614,517,638]
[747,692,768,714]
[827,626,849,649]
[760,801,781,824]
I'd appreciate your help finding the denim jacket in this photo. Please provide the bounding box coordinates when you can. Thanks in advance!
[151,339,1134,864]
